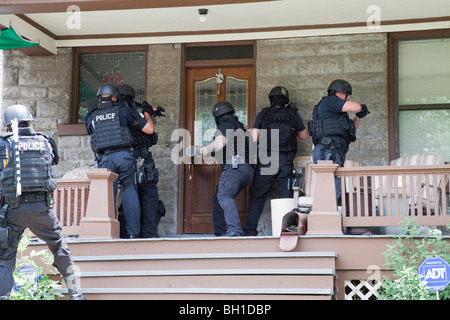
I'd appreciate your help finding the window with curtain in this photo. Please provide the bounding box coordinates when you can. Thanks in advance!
[397,38,450,161]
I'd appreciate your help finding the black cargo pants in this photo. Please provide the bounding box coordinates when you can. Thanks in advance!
[0,201,74,297]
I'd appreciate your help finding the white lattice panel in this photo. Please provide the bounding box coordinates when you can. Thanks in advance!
[345,280,381,300]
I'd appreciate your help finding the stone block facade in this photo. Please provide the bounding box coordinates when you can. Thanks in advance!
[254,33,389,234]
[1,33,389,236]
[256,33,388,165]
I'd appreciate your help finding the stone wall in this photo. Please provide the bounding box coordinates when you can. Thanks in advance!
[255,33,389,235]
[257,33,389,164]
[145,44,182,236]
[1,48,72,147]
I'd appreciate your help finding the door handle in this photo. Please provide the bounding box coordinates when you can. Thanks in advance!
[188,164,193,181]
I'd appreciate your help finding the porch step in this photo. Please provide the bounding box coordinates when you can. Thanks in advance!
[60,250,337,300]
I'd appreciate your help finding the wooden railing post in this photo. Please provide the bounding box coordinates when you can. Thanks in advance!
[79,168,120,239]
[306,160,343,235]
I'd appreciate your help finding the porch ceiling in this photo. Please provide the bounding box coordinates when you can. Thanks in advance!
[0,0,449,54]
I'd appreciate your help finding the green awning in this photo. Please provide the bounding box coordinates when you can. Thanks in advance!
[0,26,39,50]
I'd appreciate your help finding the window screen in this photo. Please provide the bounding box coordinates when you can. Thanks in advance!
[398,38,450,105]
[397,38,450,161]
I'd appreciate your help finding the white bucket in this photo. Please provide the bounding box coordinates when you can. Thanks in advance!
[270,198,296,237]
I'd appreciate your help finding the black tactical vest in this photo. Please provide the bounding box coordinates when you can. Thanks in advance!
[89,103,134,153]
[1,133,57,196]
[308,99,356,145]
[216,114,252,166]
[124,102,158,150]
[130,126,157,150]
[260,106,297,152]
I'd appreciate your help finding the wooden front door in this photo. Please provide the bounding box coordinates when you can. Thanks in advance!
[182,67,254,233]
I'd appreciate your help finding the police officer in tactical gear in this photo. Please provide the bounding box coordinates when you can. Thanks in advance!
[192,101,254,237]
[0,104,85,300]
[308,79,370,206]
[118,84,164,238]
[86,83,153,238]
[243,86,308,236]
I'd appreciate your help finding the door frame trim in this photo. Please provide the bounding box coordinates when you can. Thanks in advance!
[177,40,257,234]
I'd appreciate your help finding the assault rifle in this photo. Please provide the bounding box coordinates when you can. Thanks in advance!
[136,101,166,124]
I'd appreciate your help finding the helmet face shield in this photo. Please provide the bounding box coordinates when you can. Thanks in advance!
[3,104,33,127]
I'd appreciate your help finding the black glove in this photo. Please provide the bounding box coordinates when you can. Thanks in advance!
[153,106,166,118]
[141,101,166,118]
[356,104,370,118]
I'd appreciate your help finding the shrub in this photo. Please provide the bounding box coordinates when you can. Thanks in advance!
[10,232,63,300]
[379,217,450,300]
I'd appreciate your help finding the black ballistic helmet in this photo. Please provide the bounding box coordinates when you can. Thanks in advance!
[212,101,235,117]
[118,84,135,98]
[268,86,290,102]
[96,83,120,98]
[3,104,34,127]
[327,79,352,95]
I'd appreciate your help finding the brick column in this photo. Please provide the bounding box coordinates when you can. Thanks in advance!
[306,161,343,235]
[79,168,120,239]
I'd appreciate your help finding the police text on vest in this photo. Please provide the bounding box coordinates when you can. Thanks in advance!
[18,141,46,151]
[96,113,116,121]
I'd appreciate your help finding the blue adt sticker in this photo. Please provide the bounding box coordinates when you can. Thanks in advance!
[418,257,450,291]
[13,265,42,292]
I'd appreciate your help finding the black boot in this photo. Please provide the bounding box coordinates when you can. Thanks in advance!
[64,274,86,300]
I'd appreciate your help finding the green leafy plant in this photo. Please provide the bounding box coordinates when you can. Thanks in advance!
[10,232,63,300]
[379,217,450,300]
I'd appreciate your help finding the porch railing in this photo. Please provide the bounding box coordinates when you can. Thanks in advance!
[53,178,90,236]
[52,165,449,238]
[52,168,119,238]
[336,165,450,228]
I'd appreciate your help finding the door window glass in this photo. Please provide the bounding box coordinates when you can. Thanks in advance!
[226,76,248,126]
[194,77,217,145]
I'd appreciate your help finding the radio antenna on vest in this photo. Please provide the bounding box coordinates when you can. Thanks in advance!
[10,118,22,196]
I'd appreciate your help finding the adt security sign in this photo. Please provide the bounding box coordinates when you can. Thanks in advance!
[418,257,450,291]
[13,264,42,292]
